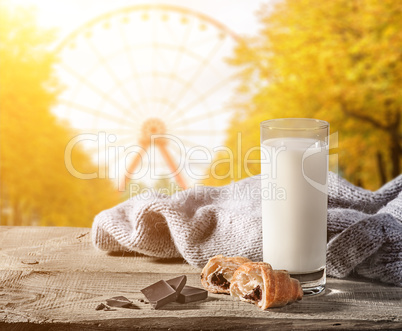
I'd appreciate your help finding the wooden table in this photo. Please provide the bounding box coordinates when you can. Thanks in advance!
[0,226,401,330]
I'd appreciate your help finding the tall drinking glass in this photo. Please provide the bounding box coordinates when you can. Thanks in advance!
[260,118,329,295]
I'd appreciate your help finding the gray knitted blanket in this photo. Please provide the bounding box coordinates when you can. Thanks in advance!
[92,172,402,286]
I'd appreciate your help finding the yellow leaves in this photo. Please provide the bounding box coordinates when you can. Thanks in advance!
[0,3,120,227]
[209,0,402,189]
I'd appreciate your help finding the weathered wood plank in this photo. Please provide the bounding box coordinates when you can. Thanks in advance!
[0,226,198,274]
[0,318,401,331]
[0,226,401,330]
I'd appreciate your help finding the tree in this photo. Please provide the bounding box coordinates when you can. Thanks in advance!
[0,3,119,226]
[205,0,402,190]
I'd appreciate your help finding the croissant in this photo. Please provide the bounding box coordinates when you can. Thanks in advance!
[230,262,303,309]
[201,255,252,294]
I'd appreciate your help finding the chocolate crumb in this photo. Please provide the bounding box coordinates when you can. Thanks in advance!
[96,303,106,311]
[96,303,117,311]
[211,272,230,289]
[243,285,262,302]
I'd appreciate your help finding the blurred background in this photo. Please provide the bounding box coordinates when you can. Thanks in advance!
[1,0,401,227]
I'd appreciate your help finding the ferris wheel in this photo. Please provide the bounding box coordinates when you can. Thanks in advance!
[54,4,242,191]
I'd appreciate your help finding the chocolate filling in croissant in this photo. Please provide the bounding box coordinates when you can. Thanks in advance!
[243,285,262,302]
[211,272,230,289]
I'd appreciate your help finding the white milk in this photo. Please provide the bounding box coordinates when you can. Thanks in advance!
[261,138,328,274]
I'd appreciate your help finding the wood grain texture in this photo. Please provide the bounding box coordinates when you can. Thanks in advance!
[0,226,401,330]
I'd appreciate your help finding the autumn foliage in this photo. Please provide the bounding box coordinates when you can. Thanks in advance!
[1,0,401,227]
[0,5,119,226]
[204,0,402,190]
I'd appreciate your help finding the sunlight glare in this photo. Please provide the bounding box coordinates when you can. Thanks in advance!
[6,0,80,29]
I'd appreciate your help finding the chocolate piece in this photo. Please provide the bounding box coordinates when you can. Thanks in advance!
[103,305,116,311]
[243,285,262,302]
[166,275,187,293]
[178,286,208,303]
[106,296,133,308]
[141,280,177,309]
[211,272,230,289]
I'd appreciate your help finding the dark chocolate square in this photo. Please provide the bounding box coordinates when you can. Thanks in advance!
[166,275,187,293]
[177,286,208,303]
[140,280,177,309]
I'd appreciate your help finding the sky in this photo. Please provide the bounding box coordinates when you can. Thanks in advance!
[8,0,266,46]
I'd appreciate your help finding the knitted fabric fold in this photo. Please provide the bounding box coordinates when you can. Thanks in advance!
[92,172,402,286]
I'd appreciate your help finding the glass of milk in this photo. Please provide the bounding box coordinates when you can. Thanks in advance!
[260,118,329,295]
